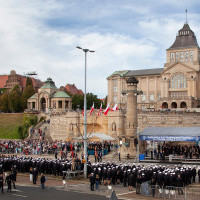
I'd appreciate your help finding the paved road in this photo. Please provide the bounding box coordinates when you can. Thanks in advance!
[2,186,109,200]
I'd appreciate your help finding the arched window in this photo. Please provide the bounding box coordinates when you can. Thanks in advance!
[69,123,73,131]
[180,102,187,108]
[162,102,168,109]
[112,122,116,131]
[171,102,177,108]
[170,73,187,89]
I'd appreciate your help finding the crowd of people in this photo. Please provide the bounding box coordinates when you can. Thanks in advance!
[0,139,83,155]
[158,144,200,158]
[146,144,200,160]
[88,162,200,196]
[0,154,199,196]
[87,142,112,152]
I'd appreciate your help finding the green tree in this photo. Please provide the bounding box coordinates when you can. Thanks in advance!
[72,94,84,110]
[21,85,35,110]
[26,77,33,87]
[8,85,22,112]
[0,91,10,112]
[72,93,101,110]
[102,95,107,109]
[87,93,101,109]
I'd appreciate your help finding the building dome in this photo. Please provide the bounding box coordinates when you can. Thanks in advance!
[41,77,57,89]
[126,77,139,84]
[168,23,199,49]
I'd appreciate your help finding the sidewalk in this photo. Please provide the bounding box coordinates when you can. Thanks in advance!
[16,173,87,187]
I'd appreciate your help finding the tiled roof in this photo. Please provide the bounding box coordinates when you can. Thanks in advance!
[168,23,199,49]
[0,75,9,88]
[29,93,38,99]
[125,68,163,77]
[52,91,70,98]
[65,84,83,95]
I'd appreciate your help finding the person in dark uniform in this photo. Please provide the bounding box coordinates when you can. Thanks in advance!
[150,173,157,197]
[107,168,111,186]
[5,173,12,192]
[89,173,95,191]
[40,173,46,189]
[11,166,17,189]
[192,167,196,183]
[33,168,38,184]
[123,170,127,187]
[198,168,200,183]
[176,174,183,195]
[136,174,142,194]
[0,174,3,194]
[127,169,132,191]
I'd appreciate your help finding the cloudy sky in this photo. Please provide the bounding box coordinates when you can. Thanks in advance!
[0,0,200,98]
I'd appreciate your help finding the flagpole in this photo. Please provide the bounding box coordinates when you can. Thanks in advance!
[101,108,102,130]
[93,108,94,133]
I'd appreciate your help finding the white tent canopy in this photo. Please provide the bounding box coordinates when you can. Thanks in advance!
[77,133,116,141]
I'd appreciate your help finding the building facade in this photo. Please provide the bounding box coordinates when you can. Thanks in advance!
[28,78,72,112]
[107,23,200,110]
[0,70,43,92]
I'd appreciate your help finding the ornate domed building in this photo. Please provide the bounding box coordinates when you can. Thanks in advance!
[28,77,72,112]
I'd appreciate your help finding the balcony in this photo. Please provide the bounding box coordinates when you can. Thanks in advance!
[160,96,195,101]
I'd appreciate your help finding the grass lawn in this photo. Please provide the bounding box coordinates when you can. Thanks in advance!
[0,113,24,139]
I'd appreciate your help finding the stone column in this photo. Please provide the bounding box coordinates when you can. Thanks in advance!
[61,100,64,109]
[119,77,139,158]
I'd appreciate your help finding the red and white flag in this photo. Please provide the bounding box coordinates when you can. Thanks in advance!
[104,103,110,115]
[82,109,84,116]
[111,103,118,111]
[98,103,102,116]
[89,103,94,115]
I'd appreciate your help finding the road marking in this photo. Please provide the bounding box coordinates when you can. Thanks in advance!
[13,189,23,192]
[69,184,85,187]
[12,194,27,198]
[117,191,136,196]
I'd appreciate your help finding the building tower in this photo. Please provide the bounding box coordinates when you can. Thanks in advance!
[119,76,139,158]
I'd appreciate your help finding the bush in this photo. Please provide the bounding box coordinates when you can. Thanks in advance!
[39,116,46,123]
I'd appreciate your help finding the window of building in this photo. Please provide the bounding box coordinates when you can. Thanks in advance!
[185,51,188,62]
[190,51,194,61]
[113,79,117,93]
[112,122,116,131]
[32,102,35,109]
[141,94,146,101]
[113,95,117,103]
[170,53,174,63]
[58,101,62,108]
[157,93,161,100]
[113,86,117,93]
[175,52,179,62]
[169,91,187,97]
[180,52,184,62]
[170,73,187,89]
[141,105,146,110]
[150,94,154,101]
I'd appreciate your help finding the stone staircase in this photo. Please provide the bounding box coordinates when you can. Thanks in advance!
[30,121,53,141]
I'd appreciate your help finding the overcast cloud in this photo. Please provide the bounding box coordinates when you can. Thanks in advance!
[0,0,200,98]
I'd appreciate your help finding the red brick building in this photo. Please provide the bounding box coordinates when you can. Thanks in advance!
[65,84,83,95]
[0,70,43,91]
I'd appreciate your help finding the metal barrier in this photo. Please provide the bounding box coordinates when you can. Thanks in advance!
[140,184,200,200]
[186,188,200,200]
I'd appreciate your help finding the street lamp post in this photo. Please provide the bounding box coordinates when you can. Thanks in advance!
[136,127,140,163]
[76,46,95,178]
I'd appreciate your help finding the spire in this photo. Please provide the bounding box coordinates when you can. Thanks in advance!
[185,8,188,24]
